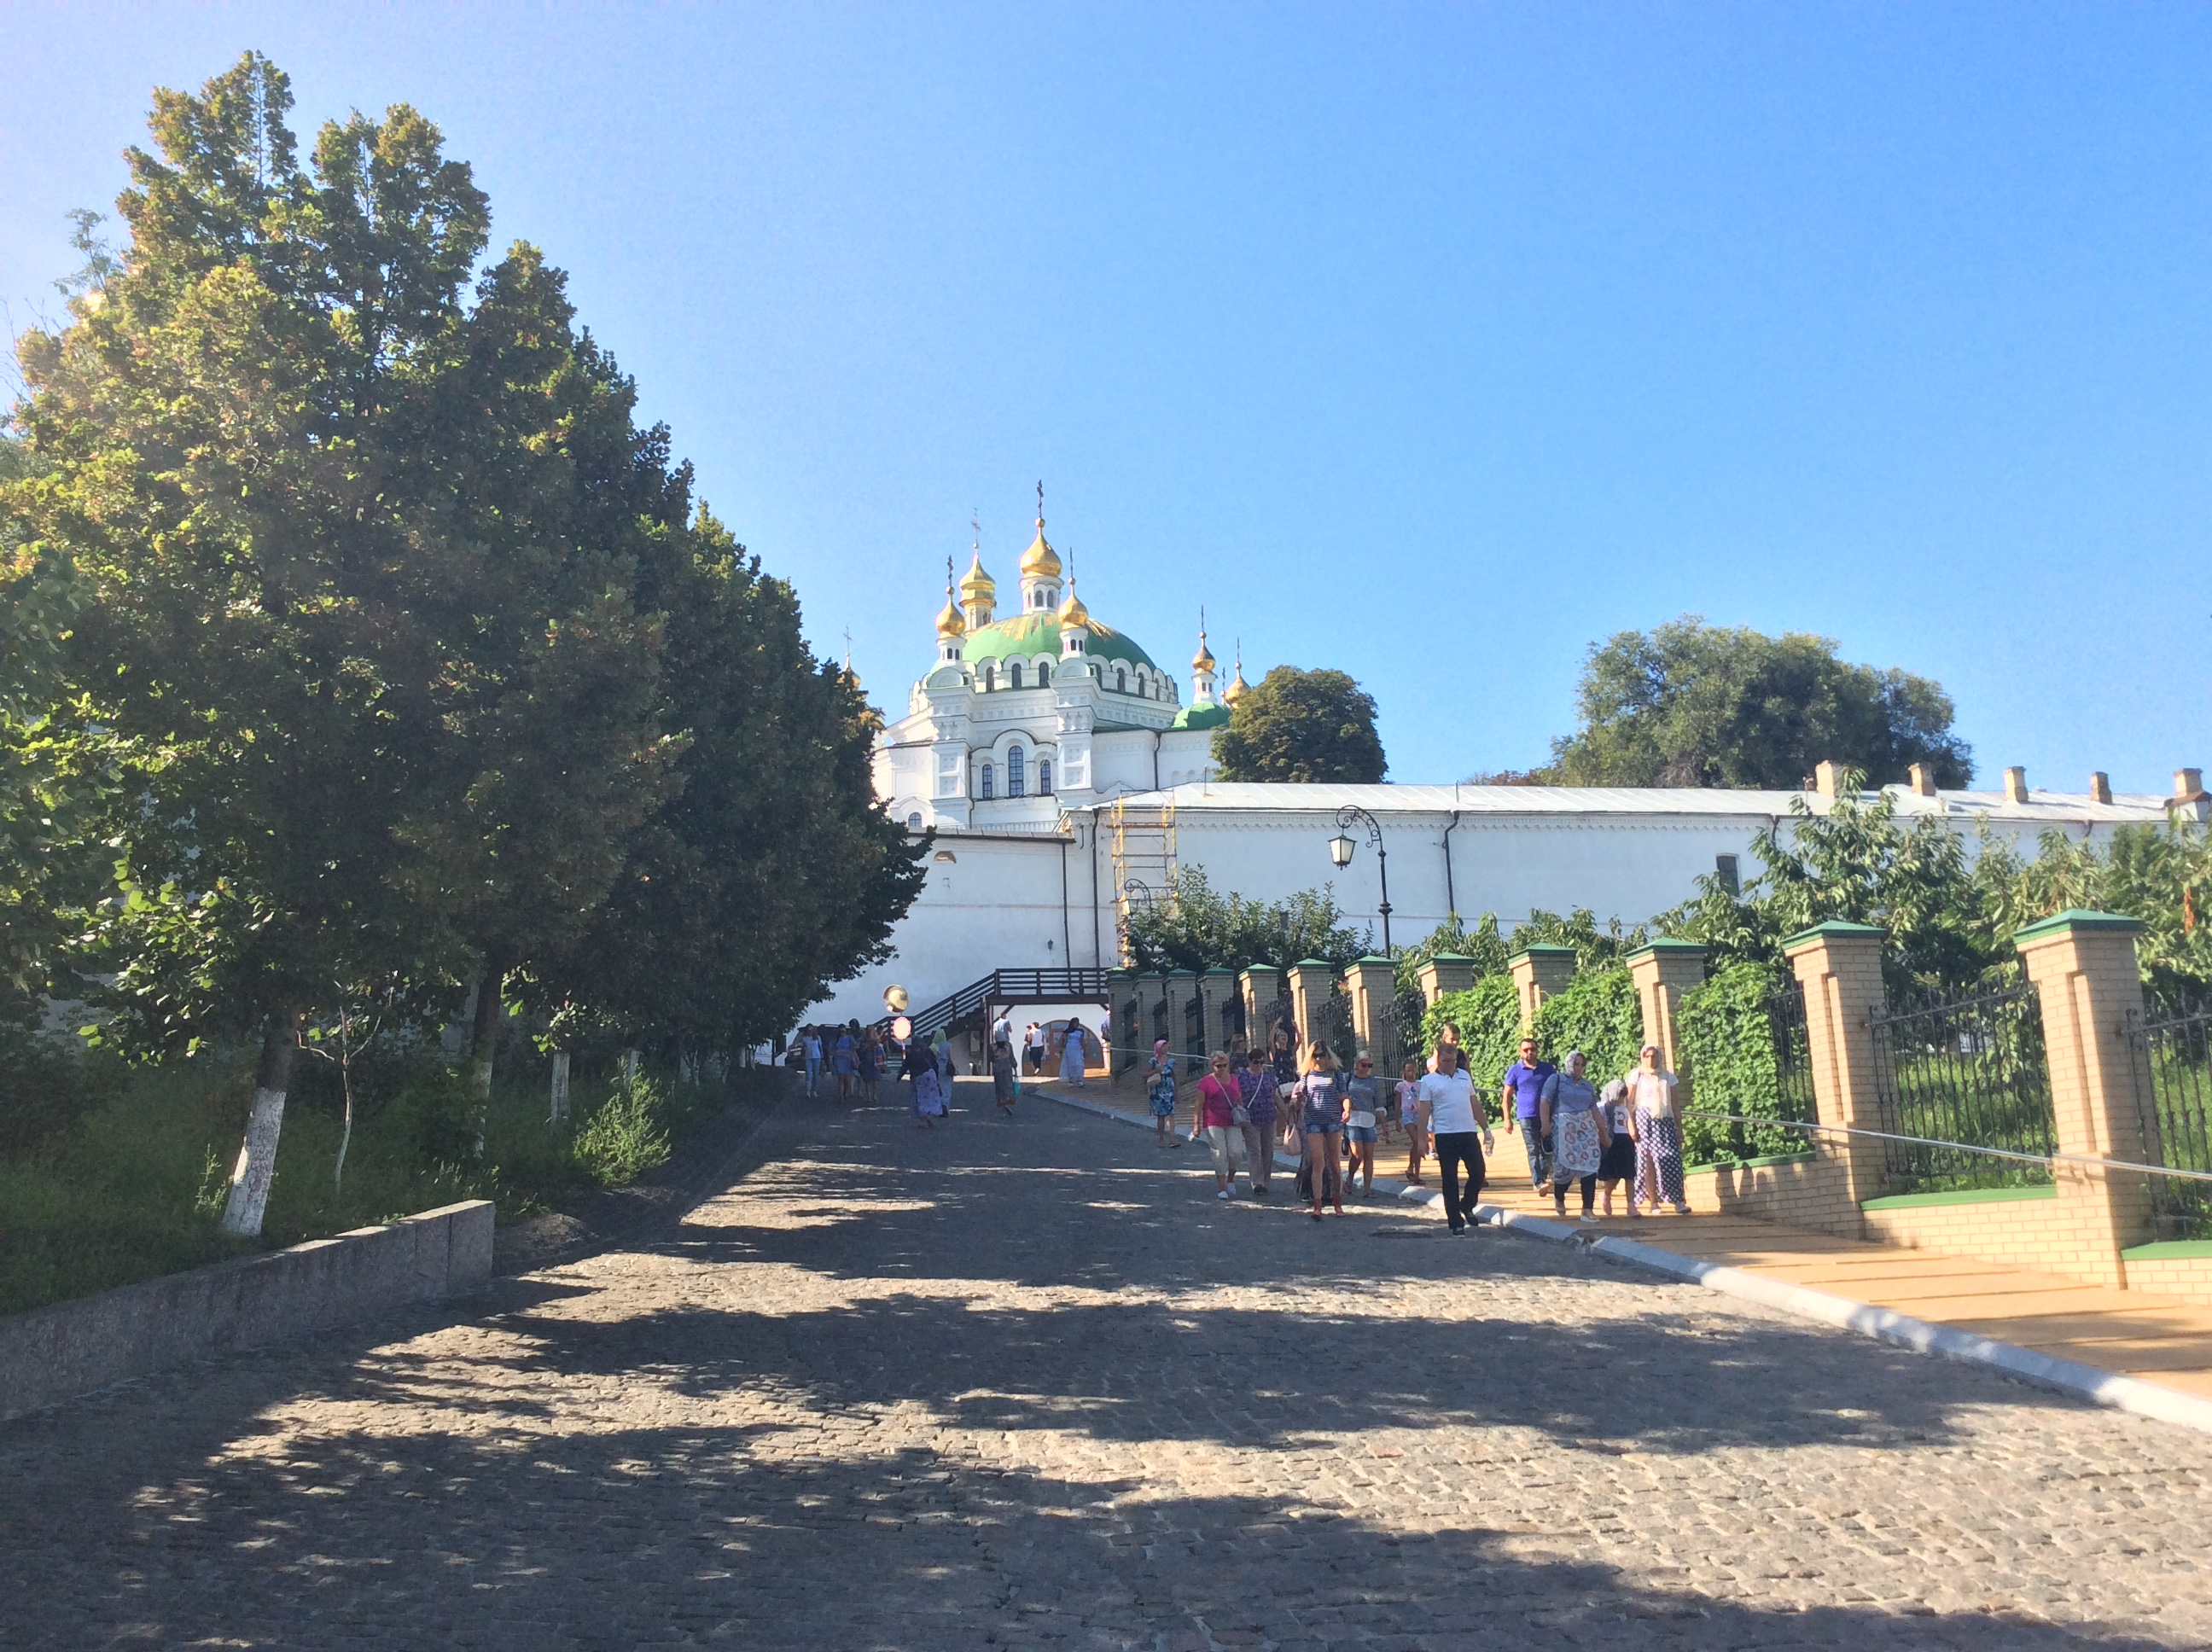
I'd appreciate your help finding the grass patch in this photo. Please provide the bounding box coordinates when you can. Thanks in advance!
[0,1038,780,1318]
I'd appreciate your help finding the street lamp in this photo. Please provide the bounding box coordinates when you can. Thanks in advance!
[1327,804,1393,953]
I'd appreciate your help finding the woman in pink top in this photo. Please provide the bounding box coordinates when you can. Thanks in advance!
[1196,1053,1247,1200]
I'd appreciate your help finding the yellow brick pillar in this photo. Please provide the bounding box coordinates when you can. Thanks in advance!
[1626,939,1707,1083]
[1414,952,1476,1009]
[1286,959,1337,1062]
[2015,910,2159,1288]
[1199,968,1237,1060]
[1508,944,1576,1033]
[1784,921,1889,1221]
[1240,965,1285,1050]
[1346,956,1397,1062]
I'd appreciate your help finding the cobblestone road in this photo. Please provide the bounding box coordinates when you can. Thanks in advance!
[6,1083,2212,1650]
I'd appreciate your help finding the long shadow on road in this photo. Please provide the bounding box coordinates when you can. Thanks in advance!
[0,1084,2202,1649]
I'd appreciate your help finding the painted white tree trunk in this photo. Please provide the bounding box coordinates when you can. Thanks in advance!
[218,1085,287,1236]
[549,1051,571,1123]
[621,1048,640,1085]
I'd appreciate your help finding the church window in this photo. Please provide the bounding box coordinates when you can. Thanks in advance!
[1009,662,1023,689]
[1039,759,1052,796]
[906,812,923,831]
[1008,747,1027,797]
[1115,668,1126,694]
[1038,661,1051,687]
[981,664,995,691]
[979,761,994,800]
[1137,675,1147,699]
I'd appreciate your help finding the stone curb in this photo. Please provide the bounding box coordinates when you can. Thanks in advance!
[1032,1082,2212,1438]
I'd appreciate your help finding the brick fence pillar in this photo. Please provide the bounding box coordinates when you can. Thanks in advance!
[2015,910,2159,1288]
[1784,921,1889,1216]
[1346,956,1397,1062]
[1627,939,1707,1090]
[1286,960,1337,1062]
[1508,944,1577,1033]
[1414,952,1476,1009]
[1201,968,1237,1060]
[1240,965,1285,1047]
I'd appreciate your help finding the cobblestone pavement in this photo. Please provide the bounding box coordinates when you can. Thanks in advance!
[6,1083,2212,1650]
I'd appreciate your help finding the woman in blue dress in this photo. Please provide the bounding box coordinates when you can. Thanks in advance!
[1146,1038,1182,1149]
[1059,1018,1091,1088]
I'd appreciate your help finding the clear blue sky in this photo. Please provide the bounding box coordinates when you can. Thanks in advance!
[5,3,2207,794]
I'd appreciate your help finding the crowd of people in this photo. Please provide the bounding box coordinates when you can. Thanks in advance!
[1144,1025,1692,1230]
[789,1011,1692,1229]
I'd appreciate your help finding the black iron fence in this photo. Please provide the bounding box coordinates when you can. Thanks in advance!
[1868,980,2054,1194]
[2129,992,2212,1241]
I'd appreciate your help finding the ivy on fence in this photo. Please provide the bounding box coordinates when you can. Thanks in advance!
[1676,960,1810,1167]
[1423,976,1520,1094]
[1532,967,1644,1092]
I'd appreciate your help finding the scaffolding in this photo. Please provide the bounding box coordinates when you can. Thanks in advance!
[1108,797,1177,964]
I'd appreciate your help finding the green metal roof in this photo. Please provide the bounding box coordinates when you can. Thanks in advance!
[1169,701,1230,731]
[963,610,1158,672]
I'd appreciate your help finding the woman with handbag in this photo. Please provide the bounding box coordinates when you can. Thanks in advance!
[1235,1053,1277,1198]
[1196,1053,1247,1200]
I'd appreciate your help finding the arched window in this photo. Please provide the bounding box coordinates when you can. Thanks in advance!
[1038,661,1051,688]
[981,664,996,691]
[979,761,994,800]
[1008,747,1027,797]
[1115,667,1127,694]
[1137,674,1148,699]
[906,811,923,831]
[1039,759,1052,796]
[1009,661,1023,689]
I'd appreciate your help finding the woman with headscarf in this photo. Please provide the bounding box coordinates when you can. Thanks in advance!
[1146,1038,1183,1148]
[1539,1050,1609,1224]
[1629,1043,1690,1215]
[1060,1018,1091,1088]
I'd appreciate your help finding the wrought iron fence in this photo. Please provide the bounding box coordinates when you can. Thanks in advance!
[1868,980,2054,1193]
[2128,992,2212,1241]
[1769,978,1818,1124]
[1316,985,1357,1072]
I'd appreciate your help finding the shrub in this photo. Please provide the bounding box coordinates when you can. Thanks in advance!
[573,1071,672,1185]
[1531,967,1644,1092]
[1677,960,1813,1166]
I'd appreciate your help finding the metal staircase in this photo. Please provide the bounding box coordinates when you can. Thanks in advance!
[878,968,1115,1039]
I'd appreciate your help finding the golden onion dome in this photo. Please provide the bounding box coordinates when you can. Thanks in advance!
[1020,518,1062,579]
[958,553,996,601]
[1192,632,1217,672]
[1057,586,1090,626]
[935,596,966,638]
[1222,657,1249,704]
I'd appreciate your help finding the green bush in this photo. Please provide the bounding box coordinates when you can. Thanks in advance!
[1676,960,1812,1167]
[1423,974,1521,1096]
[1531,966,1644,1092]
[573,1071,672,1185]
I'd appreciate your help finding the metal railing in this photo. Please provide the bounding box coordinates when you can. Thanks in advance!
[883,967,1114,1040]
[2129,992,2212,1240]
[1868,980,2055,1193]
[1684,1110,2212,1188]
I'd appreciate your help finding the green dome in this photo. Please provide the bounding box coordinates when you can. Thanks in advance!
[962,610,1158,672]
[1170,701,1230,731]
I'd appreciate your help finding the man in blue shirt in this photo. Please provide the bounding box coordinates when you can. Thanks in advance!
[1501,1037,1557,1190]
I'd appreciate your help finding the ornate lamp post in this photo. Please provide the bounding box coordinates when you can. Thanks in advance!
[1327,804,1393,953]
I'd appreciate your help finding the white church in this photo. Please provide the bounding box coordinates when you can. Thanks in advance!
[818,503,2204,1029]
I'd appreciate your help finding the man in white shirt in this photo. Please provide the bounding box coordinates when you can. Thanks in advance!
[1024,1021,1047,1075]
[991,1010,1012,1050]
[1416,1042,1495,1236]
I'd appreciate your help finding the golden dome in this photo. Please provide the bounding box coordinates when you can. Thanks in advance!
[1192,632,1216,672]
[958,553,996,601]
[1222,652,1248,704]
[1020,517,1062,579]
[935,596,966,638]
[1057,585,1090,626]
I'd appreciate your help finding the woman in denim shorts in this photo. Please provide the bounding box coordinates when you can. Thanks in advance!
[1291,1042,1348,1220]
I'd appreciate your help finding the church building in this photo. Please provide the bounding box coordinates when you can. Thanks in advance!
[873,504,1238,833]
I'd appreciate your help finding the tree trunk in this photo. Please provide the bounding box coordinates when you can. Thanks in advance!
[219,1015,300,1237]
[468,955,509,1158]
[549,1050,571,1124]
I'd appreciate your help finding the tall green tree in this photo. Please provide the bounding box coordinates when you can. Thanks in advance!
[1212,666,1386,783]
[1545,616,1972,790]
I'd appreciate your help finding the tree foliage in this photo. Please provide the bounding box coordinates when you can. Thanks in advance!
[1121,867,1369,974]
[1530,967,1644,1091]
[1675,959,1807,1167]
[1212,666,1386,783]
[1544,616,1972,791]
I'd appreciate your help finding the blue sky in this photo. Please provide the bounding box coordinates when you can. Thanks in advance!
[5,3,2207,794]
